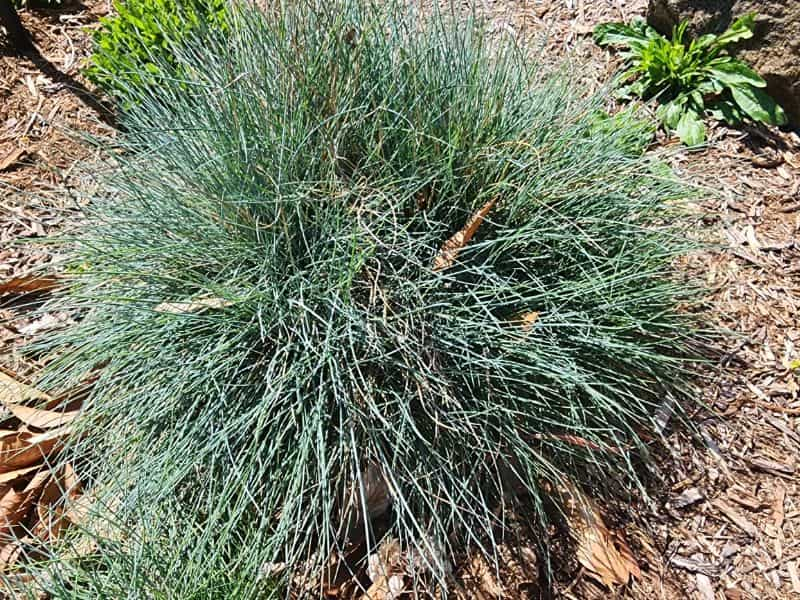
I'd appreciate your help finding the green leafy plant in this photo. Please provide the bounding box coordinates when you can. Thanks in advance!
[594,14,787,144]
[85,0,228,97]
[26,3,708,597]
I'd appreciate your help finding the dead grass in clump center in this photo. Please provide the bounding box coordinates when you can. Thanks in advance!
[1,1,723,598]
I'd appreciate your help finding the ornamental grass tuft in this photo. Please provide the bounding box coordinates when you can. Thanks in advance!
[28,1,706,596]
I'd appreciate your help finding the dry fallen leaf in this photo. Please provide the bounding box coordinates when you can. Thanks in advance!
[0,464,42,485]
[3,404,79,430]
[695,572,715,600]
[33,464,80,541]
[0,487,26,536]
[564,486,641,588]
[17,312,71,337]
[432,198,496,271]
[0,370,80,427]
[0,371,53,409]
[0,538,24,568]
[0,373,85,570]
[0,428,67,474]
[359,574,404,600]
[0,469,50,539]
[466,553,505,597]
[341,463,392,544]
[154,296,233,314]
[0,275,60,296]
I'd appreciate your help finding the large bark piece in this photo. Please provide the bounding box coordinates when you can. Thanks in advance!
[647,0,800,124]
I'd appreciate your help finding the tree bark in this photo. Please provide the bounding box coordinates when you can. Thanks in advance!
[0,1,34,53]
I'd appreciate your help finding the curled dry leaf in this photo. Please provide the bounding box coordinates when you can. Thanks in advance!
[60,492,126,561]
[362,538,405,600]
[432,198,496,272]
[0,370,81,428]
[33,464,81,542]
[0,469,51,539]
[17,312,72,337]
[0,465,42,485]
[154,296,233,314]
[367,537,403,583]
[0,427,69,474]
[0,464,82,568]
[342,463,392,543]
[0,371,85,569]
[564,486,640,588]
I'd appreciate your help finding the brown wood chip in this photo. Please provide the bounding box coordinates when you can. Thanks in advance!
[711,499,758,537]
[749,457,795,476]
[0,148,26,172]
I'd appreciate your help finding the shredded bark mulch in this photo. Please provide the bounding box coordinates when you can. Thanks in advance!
[1,1,799,598]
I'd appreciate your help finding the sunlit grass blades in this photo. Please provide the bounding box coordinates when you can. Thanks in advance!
[29,2,706,597]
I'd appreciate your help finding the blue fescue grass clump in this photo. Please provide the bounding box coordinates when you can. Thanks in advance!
[29,1,705,596]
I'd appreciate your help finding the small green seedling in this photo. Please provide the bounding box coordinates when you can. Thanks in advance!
[594,14,787,145]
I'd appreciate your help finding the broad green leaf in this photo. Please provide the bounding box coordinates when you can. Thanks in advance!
[594,21,650,48]
[657,99,684,128]
[714,13,755,47]
[675,109,705,145]
[730,85,788,125]
[708,100,744,125]
[689,90,705,112]
[708,60,766,88]
[697,78,724,95]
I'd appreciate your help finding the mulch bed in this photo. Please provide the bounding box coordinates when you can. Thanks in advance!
[2,1,799,598]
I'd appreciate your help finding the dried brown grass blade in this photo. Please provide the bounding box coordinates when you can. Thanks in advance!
[432,198,496,272]
[518,311,539,331]
[154,296,233,314]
